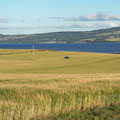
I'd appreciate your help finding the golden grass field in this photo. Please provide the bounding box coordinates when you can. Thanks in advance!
[0,49,120,74]
[0,49,120,120]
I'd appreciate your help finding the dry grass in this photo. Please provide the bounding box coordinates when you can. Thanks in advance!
[0,74,119,120]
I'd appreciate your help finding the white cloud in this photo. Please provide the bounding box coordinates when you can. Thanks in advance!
[0,18,9,23]
[0,22,119,32]
[52,13,120,21]
[54,22,120,29]
[0,26,41,30]
[98,22,120,28]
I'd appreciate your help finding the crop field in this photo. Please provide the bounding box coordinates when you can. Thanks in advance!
[0,49,120,74]
[0,49,120,120]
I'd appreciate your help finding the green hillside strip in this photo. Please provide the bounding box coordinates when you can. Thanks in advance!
[106,38,120,41]
[0,49,120,74]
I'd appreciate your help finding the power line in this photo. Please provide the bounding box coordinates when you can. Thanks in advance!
[32,45,35,60]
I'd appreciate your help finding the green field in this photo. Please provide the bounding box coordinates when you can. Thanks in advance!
[0,49,120,120]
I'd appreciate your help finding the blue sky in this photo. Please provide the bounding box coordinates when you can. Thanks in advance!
[0,0,120,34]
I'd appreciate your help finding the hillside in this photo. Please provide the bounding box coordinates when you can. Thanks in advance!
[0,27,120,43]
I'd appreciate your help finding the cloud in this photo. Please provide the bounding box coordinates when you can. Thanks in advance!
[0,18,9,23]
[98,22,120,28]
[70,23,94,28]
[53,22,120,29]
[54,23,94,29]
[0,22,119,32]
[0,26,41,30]
[52,13,120,21]
[20,19,26,23]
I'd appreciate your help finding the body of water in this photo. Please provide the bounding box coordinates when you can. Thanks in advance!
[0,43,120,53]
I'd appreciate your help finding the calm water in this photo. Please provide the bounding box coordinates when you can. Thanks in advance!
[0,43,120,53]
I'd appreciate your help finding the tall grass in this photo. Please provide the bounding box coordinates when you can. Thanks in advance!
[0,74,119,120]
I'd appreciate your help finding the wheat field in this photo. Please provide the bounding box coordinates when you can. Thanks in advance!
[0,50,120,119]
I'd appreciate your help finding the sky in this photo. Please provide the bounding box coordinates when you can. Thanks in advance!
[0,0,120,34]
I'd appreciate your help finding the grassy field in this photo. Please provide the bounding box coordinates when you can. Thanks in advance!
[0,49,120,120]
[0,49,120,74]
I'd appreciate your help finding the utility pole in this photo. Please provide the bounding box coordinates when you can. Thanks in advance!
[32,45,35,60]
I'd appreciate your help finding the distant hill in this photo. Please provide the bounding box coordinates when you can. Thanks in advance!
[0,27,120,43]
